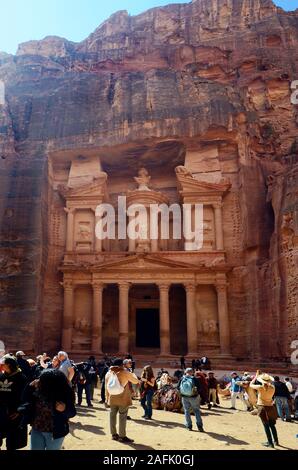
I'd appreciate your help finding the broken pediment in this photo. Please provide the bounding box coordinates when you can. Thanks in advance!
[175,166,231,196]
[58,176,108,202]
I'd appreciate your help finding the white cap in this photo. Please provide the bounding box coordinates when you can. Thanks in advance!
[16,350,26,356]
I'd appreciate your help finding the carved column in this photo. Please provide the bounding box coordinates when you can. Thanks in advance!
[118,282,130,354]
[216,283,231,356]
[213,203,224,251]
[65,208,75,252]
[185,283,198,355]
[62,281,74,351]
[159,284,171,355]
[92,282,104,354]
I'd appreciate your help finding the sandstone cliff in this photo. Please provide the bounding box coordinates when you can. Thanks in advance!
[0,0,297,366]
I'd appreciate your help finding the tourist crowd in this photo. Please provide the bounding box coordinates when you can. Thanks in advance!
[0,349,297,450]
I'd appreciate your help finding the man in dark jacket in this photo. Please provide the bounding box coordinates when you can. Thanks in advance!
[16,351,32,381]
[0,355,27,450]
[178,368,204,432]
[273,376,292,422]
[76,362,93,407]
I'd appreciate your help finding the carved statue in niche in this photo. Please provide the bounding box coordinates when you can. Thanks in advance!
[134,168,151,191]
[175,166,194,178]
[73,318,91,335]
[202,319,218,335]
[77,222,92,241]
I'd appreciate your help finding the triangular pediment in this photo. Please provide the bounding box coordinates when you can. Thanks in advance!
[94,254,197,271]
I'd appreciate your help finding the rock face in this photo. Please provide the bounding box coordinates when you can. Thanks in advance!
[0,0,297,366]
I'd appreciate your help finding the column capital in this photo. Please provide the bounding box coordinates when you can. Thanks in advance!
[212,202,223,210]
[184,283,197,293]
[92,281,104,291]
[216,283,228,293]
[64,207,75,214]
[61,280,74,291]
[158,283,171,292]
[118,281,131,291]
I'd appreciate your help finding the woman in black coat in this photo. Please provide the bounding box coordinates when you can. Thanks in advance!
[19,368,76,450]
[0,355,27,450]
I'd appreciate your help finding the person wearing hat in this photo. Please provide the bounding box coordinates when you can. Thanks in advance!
[16,351,32,381]
[250,370,279,448]
[105,358,139,443]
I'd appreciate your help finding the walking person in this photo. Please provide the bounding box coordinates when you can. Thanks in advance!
[180,356,186,370]
[229,372,250,411]
[178,368,204,432]
[207,372,219,408]
[76,362,93,407]
[87,356,98,401]
[105,358,139,443]
[0,355,28,450]
[20,368,76,450]
[250,371,279,448]
[273,376,292,422]
[140,365,156,420]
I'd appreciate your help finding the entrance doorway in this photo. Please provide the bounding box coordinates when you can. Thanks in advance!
[136,308,160,348]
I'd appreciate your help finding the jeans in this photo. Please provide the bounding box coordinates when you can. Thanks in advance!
[275,396,291,420]
[182,396,203,429]
[77,383,92,405]
[141,389,154,418]
[110,405,129,438]
[30,429,64,450]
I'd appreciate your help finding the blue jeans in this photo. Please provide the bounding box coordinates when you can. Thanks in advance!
[182,396,203,429]
[30,429,64,450]
[275,396,291,419]
[77,383,92,405]
[141,389,154,418]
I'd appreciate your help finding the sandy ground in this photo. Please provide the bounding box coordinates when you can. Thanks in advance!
[47,388,298,451]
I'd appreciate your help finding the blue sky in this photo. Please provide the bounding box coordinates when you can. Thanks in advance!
[0,0,297,54]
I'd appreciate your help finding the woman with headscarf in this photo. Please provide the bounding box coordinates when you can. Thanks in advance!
[0,354,27,450]
[250,370,279,448]
[19,368,76,450]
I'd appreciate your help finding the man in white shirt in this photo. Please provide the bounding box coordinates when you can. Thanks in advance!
[284,377,293,393]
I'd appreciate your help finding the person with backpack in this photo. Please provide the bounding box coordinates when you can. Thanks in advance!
[140,365,156,420]
[178,368,204,432]
[105,358,139,443]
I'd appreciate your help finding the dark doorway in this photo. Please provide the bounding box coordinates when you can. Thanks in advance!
[136,308,160,348]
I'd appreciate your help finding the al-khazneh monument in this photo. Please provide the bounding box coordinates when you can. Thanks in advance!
[0,0,297,368]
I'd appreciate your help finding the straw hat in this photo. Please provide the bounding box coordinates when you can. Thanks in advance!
[258,373,274,384]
